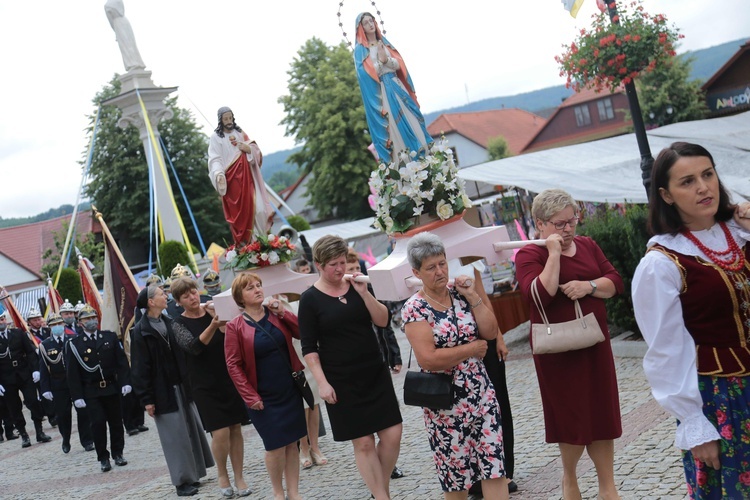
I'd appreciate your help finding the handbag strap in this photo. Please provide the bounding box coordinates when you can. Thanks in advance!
[407,292,460,371]
[242,312,298,376]
[530,278,587,328]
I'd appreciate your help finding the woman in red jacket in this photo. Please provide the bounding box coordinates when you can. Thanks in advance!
[225,272,307,500]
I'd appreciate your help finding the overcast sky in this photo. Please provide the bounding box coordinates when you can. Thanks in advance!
[0,0,748,219]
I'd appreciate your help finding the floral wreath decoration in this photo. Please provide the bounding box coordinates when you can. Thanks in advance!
[224,232,297,271]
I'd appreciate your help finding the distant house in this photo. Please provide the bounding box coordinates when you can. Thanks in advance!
[0,211,101,292]
[427,109,545,165]
[702,40,750,117]
[426,109,545,197]
[522,87,630,153]
[278,172,321,225]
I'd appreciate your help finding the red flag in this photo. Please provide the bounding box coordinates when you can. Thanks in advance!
[47,278,63,313]
[101,235,139,337]
[78,257,103,320]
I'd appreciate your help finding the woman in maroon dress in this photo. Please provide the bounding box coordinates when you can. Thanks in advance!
[515,189,623,500]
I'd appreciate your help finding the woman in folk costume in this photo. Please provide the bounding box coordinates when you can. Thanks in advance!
[354,12,433,164]
[632,142,750,499]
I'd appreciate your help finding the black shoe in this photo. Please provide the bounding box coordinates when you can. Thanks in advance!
[508,480,518,493]
[175,483,198,496]
[113,455,128,466]
[49,416,58,427]
[100,459,112,472]
[36,431,52,443]
[6,431,19,440]
[136,425,149,432]
[21,434,31,448]
[62,442,71,454]
[126,429,139,436]
[84,442,95,451]
[390,466,404,479]
[191,482,200,487]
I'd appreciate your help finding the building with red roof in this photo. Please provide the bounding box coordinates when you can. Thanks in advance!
[427,108,545,164]
[522,86,630,153]
[0,211,101,292]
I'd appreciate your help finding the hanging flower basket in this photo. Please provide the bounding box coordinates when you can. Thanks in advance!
[555,0,682,93]
[369,138,472,236]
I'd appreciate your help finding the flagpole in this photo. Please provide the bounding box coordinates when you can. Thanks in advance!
[0,286,39,347]
[77,249,104,314]
[92,206,140,291]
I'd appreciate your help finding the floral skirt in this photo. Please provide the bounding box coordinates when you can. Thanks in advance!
[682,375,750,499]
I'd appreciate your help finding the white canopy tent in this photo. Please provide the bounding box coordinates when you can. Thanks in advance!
[457,111,750,203]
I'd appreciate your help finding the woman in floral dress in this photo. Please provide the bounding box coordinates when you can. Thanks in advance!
[402,232,508,500]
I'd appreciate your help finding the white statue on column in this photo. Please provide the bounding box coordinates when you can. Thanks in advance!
[104,0,146,72]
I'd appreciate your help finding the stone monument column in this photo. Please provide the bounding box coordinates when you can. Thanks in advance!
[101,0,184,243]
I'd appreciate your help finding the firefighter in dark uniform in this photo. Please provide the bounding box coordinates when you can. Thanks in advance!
[201,268,222,297]
[0,313,52,448]
[26,307,57,427]
[59,299,81,336]
[39,312,95,454]
[66,305,131,472]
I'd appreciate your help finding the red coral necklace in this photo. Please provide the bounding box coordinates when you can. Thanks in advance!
[681,222,746,272]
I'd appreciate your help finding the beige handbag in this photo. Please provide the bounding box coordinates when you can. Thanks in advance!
[530,277,605,355]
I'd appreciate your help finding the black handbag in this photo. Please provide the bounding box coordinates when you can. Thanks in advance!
[291,369,316,409]
[243,313,315,408]
[402,297,458,411]
[403,368,454,410]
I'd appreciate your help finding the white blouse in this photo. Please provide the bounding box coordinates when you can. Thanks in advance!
[631,218,750,450]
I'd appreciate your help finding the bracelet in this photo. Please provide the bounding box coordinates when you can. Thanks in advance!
[470,298,483,309]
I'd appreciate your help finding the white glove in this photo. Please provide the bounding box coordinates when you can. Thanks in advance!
[32,371,40,383]
[0,384,4,396]
[42,391,54,401]
[74,399,86,408]
[121,385,132,396]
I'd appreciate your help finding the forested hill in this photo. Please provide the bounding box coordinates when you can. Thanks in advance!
[263,37,747,181]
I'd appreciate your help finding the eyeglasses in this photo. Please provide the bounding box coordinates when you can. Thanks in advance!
[547,216,579,230]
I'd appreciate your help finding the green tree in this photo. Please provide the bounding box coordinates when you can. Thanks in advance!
[637,55,708,127]
[286,214,311,232]
[269,168,301,193]
[578,204,650,334]
[487,135,512,161]
[158,240,194,278]
[55,267,83,305]
[278,39,374,220]
[84,77,230,251]
[41,221,104,279]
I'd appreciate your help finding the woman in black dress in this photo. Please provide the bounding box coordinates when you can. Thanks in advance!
[171,278,250,498]
[225,272,307,500]
[300,235,402,500]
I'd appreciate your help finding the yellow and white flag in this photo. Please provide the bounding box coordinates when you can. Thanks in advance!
[562,0,585,18]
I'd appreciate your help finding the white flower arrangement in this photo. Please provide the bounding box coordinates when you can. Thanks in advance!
[369,138,472,235]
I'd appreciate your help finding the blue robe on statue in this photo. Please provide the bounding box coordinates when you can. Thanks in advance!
[354,12,433,164]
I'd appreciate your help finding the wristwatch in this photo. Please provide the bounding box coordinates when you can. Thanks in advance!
[588,280,597,295]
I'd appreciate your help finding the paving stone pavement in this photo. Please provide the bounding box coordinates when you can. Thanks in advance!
[1,323,689,499]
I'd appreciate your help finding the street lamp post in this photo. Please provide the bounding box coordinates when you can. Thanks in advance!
[605,1,654,198]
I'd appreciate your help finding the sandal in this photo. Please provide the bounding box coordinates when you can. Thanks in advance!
[311,449,328,466]
[299,452,313,469]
